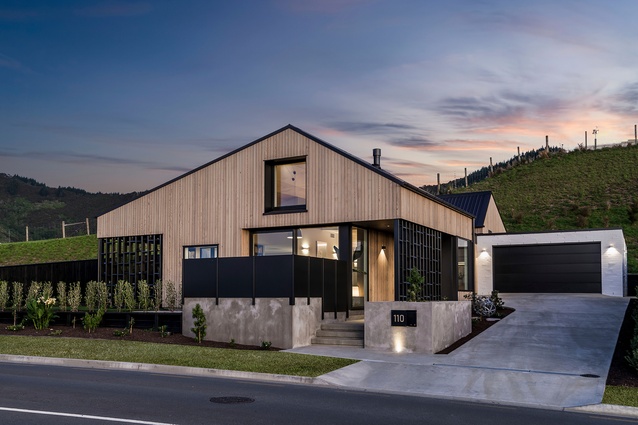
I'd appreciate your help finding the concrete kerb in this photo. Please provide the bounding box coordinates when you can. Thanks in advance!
[2,354,638,419]
[0,354,315,385]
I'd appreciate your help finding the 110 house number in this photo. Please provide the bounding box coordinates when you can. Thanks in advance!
[390,310,417,327]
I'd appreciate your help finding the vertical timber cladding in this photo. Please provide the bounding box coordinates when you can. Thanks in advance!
[394,219,442,301]
[99,234,163,293]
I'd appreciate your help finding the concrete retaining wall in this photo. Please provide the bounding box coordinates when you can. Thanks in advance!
[364,301,471,353]
[182,297,322,349]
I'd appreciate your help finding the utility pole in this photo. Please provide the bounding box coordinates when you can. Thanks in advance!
[464,168,468,187]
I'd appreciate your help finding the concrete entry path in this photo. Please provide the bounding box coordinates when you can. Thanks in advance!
[287,294,629,409]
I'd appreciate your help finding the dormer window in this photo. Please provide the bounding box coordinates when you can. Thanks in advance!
[265,157,307,213]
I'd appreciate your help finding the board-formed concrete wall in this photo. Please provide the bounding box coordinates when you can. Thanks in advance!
[182,298,322,349]
[476,229,627,296]
[364,301,471,353]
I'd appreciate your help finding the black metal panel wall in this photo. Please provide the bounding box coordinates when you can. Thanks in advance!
[99,235,162,290]
[182,255,349,314]
[394,219,443,301]
[0,259,98,286]
[493,243,602,293]
[218,257,253,298]
[255,256,293,297]
[182,259,217,298]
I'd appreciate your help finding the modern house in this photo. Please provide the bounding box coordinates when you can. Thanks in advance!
[97,125,476,348]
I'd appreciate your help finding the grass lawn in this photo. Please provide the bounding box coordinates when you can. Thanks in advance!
[0,235,98,266]
[0,335,356,377]
[603,386,638,408]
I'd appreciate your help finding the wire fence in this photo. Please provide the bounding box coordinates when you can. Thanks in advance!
[0,218,97,243]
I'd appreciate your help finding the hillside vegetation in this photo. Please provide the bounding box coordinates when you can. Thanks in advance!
[0,235,98,266]
[453,144,638,272]
[0,174,142,242]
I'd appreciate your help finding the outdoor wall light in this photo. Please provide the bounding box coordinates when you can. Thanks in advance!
[381,245,386,251]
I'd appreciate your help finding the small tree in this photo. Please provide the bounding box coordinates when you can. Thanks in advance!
[0,281,9,312]
[137,280,151,311]
[191,303,207,343]
[405,267,425,302]
[85,281,98,312]
[68,282,82,312]
[164,280,179,311]
[11,282,24,326]
[122,281,136,312]
[153,280,163,311]
[57,281,67,311]
[114,280,126,312]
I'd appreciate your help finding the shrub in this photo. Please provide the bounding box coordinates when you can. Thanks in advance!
[261,341,272,350]
[85,281,98,312]
[137,280,151,311]
[41,281,53,300]
[96,281,109,312]
[26,296,57,330]
[153,280,163,311]
[191,303,207,343]
[82,309,104,333]
[114,280,126,312]
[0,281,9,312]
[164,280,180,311]
[405,267,425,302]
[27,281,41,300]
[68,282,82,312]
[56,281,67,311]
[11,282,24,312]
[122,281,135,312]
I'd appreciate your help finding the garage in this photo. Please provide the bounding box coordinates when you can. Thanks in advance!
[493,242,601,293]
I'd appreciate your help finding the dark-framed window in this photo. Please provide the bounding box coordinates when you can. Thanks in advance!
[184,244,218,259]
[265,157,307,213]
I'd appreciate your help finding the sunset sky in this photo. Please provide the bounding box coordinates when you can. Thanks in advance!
[1,0,637,193]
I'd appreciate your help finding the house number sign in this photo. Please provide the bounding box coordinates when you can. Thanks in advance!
[390,310,417,327]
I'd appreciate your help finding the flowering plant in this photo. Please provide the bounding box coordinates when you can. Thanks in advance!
[26,297,58,330]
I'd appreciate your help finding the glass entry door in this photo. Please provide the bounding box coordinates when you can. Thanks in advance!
[351,227,368,309]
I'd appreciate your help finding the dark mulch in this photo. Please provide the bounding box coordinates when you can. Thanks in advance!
[606,298,638,387]
[436,307,515,354]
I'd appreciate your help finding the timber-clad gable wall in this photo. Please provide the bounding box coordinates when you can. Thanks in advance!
[98,127,473,286]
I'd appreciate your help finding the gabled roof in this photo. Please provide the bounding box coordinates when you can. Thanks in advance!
[438,191,494,228]
[115,124,473,219]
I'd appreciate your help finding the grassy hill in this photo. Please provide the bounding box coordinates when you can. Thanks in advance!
[0,174,142,243]
[0,235,98,266]
[452,144,638,272]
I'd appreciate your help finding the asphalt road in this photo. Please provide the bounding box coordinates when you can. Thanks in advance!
[0,362,631,425]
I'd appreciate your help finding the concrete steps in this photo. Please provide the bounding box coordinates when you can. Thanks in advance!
[311,322,364,347]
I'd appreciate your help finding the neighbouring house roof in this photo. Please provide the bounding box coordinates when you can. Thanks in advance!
[438,191,494,228]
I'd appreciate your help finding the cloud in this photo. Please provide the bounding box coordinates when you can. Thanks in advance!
[74,1,152,18]
[328,121,418,134]
[607,82,638,115]
[0,149,161,169]
[387,136,439,149]
[0,52,32,73]
[275,0,372,14]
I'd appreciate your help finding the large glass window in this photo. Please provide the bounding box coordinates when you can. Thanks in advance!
[265,158,306,212]
[253,227,340,258]
[184,245,218,259]
[253,231,294,256]
[457,239,470,291]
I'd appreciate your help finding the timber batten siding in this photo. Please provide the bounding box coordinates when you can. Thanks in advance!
[98,125,474,290]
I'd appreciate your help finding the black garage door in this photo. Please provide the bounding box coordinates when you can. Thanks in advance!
[493,242,601,293]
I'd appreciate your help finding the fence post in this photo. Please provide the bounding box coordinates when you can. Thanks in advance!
[25,226,29,242]
[437,173,441,195]
[585,131,587,149]
[464,168,468,187]
[62,221,66,239]
[517,146,521,162]
[635,124,637,145]
[545,135,549,150]
[86,218,90,235]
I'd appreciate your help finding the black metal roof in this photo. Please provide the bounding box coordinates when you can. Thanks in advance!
[438,191,494,228]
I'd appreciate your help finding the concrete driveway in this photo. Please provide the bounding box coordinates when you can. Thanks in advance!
[288,294,629,409]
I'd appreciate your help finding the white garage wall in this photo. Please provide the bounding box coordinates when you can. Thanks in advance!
[476,229,627,297]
